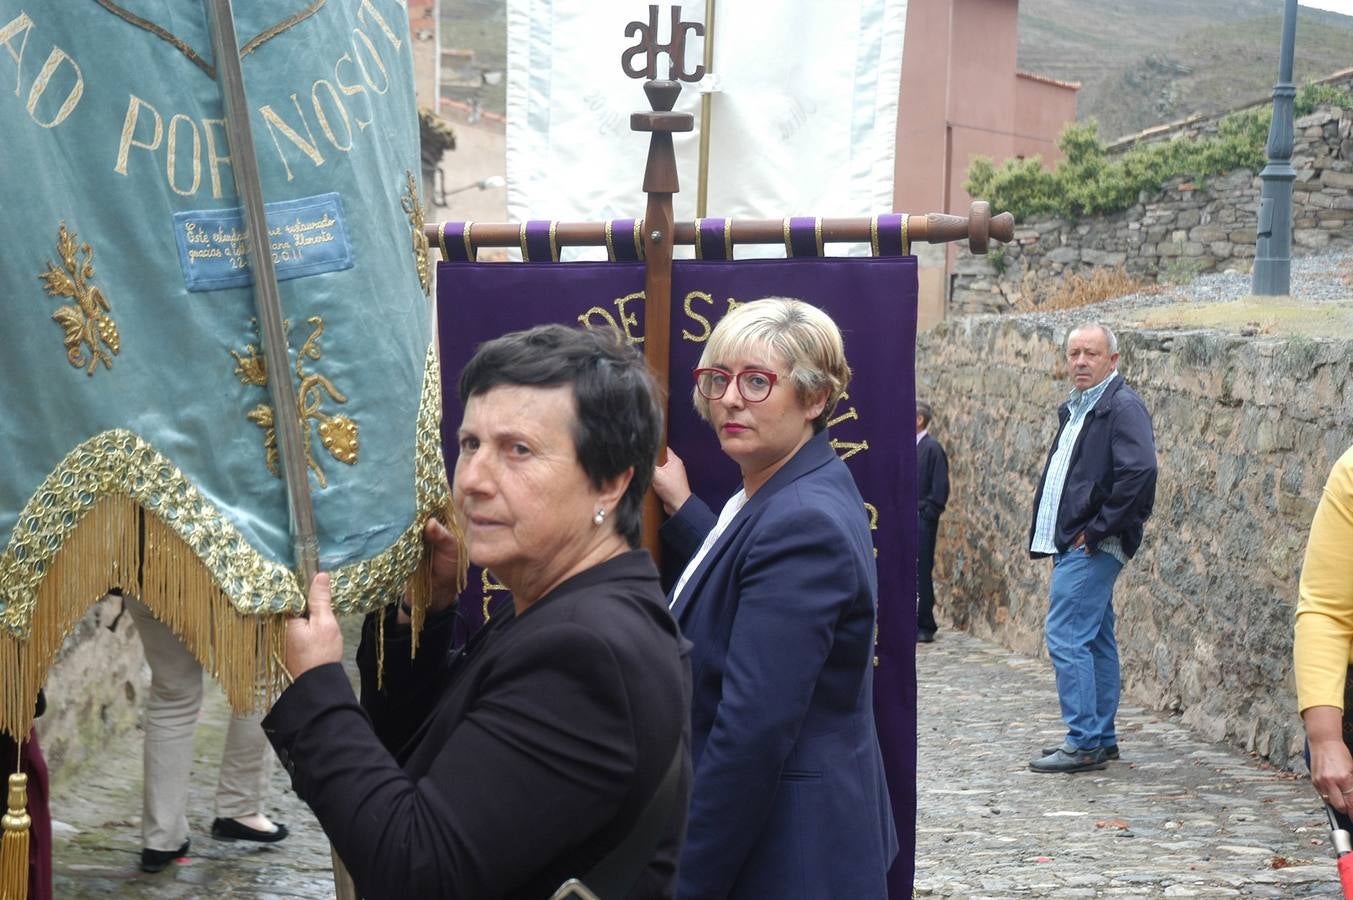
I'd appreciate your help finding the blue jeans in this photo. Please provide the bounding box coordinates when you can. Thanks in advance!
[1045,549,1124,750]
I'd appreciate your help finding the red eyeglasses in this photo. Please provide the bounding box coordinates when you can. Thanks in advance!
[693,367,779,403]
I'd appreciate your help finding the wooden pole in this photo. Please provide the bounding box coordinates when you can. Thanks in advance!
[424,203,1014,254]
[631,80,694,558]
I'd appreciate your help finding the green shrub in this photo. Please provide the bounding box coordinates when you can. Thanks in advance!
[965,82,1351,221]
[1296,82,1353,114]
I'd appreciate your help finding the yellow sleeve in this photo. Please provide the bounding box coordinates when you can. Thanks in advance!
[1295,446,1353,713]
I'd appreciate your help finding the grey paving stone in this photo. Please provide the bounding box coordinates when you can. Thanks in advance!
[917,630,1343,898]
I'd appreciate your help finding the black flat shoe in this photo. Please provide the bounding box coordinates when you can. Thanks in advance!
[211,817,290,843]
[140,840,190,873]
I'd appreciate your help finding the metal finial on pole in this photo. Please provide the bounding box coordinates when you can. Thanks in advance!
[1252,0,1299,296]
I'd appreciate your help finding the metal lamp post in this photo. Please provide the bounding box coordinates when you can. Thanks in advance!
[1252,0,1299,296]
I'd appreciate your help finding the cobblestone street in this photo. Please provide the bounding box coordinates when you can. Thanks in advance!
[45,619,367,899]
[916,631,1338,897]
[44,623,1341,897]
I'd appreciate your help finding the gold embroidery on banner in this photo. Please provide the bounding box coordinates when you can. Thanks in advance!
[401,170,431,294]
[92,0,328,79]
[605,219,617,261]
[723,218,733,260]
[39,223,120,376]
[232,317,359,489]
[870,215,880,257]
[782,217,792,257]
[1,344,450,630]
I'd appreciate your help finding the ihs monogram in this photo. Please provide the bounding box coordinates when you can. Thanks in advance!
[231,315,358,488]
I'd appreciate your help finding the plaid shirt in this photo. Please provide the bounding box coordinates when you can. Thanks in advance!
[1030,371,1128,564]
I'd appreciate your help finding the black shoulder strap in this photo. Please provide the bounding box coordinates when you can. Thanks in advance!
[556,739,684,900]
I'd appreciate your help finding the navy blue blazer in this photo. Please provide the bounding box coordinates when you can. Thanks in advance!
[662,431,897,899]
[1028,374,1158,559]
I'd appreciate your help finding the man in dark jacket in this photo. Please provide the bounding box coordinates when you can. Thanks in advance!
[1027,323,1157,774]
[916,401,949,643]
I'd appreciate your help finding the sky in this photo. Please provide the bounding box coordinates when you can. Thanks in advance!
[1299,0,1353,14]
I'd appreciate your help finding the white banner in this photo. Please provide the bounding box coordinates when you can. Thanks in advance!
[506,0,907,257]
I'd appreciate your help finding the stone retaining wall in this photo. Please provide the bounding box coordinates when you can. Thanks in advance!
[952,98,1353,314]
[39,596,145,782]
[917,316,1353,768]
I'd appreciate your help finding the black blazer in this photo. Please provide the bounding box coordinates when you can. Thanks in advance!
[916,433,949,523]
[262,551,692,900]
[1028,375,1158,559]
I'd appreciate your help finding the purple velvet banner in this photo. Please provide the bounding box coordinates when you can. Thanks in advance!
[436,256,918,895]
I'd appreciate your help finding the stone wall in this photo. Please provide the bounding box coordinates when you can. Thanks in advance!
[917,316,1353,768]
[39,596,146,782]
[951,99,1353,314]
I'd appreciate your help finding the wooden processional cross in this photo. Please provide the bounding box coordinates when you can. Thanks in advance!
[423,5,1014,556]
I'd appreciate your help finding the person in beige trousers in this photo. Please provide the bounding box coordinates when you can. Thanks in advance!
[124,597,290,872]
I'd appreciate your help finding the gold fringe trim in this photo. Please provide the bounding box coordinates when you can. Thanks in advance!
[1,772,31,900]
[0,497,288,740]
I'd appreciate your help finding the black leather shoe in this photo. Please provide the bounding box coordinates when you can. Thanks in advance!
[211,817,290,843]
[1029,747,1108,773]
[917,630,935,643]
[140,840,190,873]
[1042,742,1118,760]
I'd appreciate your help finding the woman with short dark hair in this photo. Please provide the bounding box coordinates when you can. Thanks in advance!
[263,324,691,900]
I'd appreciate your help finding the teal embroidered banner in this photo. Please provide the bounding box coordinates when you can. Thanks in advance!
[0,0,442,636]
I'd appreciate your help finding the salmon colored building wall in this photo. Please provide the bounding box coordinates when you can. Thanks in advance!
[893,0,1078,329]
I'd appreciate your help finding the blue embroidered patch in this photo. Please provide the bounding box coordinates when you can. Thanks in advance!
[172,193,354,291]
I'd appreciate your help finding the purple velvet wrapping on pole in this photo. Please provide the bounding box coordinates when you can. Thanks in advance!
[786,216,823,257]
[435,255,919,895]
[438,221,475,262]
[695,218,733,260]
[606,219,645,261]
[872,214,907,257]
[520,220,558,261]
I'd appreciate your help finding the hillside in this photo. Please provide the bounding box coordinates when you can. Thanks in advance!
[1018,0,1353,140]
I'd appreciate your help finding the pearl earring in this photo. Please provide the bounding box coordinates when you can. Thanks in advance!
[593,508,607,526]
